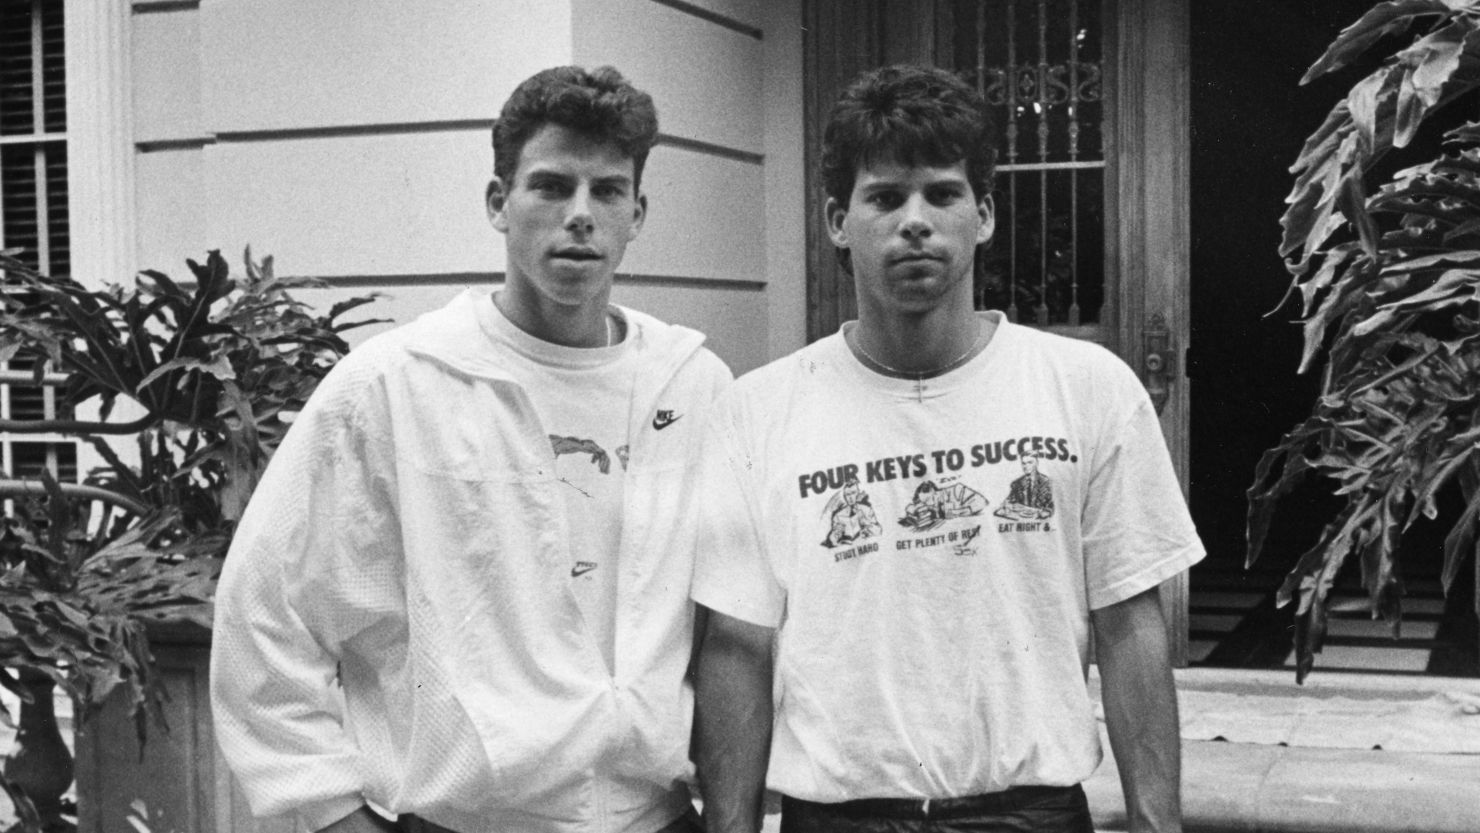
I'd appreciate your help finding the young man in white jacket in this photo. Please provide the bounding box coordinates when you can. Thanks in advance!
[211,66,731,833]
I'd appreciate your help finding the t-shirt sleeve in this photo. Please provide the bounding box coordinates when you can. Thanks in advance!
[1081,372,1206,610]
[690,397,785,627]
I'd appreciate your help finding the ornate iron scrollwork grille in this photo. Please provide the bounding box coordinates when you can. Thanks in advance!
[957,0,1107,327]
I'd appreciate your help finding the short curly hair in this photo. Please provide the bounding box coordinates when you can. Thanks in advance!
[492,65,659,193]
[821,65,996,205]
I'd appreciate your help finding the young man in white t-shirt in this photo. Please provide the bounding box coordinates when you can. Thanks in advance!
[691,65,1203,833]
[212,66,730,833]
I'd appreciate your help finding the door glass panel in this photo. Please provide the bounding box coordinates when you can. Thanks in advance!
[953,0,1108,327]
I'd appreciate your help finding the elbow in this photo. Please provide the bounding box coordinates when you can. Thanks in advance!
[697,607,774,677]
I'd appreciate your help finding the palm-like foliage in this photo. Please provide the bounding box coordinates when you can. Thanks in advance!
[1249,1,1480,681]
[0,248,384,824]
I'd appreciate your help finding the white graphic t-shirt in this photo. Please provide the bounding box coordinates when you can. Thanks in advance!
[480,295,636,674]
[692,312,1205,801]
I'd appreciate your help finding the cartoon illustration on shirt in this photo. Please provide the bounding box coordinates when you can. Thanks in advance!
[549,435,611,474]
[898,480,988,532]
[994,452,1055,520]
[821,476,882,548]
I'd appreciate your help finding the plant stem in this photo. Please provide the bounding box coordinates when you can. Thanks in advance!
[0,480,148,516]
[0,415,156,435]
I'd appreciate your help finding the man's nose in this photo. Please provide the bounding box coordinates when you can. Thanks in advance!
[900,195,932,238]
[565,186,595,233]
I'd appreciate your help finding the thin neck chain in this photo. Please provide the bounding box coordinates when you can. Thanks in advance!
[851,319,986,381]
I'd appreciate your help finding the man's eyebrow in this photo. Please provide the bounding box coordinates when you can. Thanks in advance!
[857,174,969,190]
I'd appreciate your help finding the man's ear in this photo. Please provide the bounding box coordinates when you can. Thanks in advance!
[627,192,648,242]
[976,192,996,245]
[825,197,849,248]
[486,178,509,233]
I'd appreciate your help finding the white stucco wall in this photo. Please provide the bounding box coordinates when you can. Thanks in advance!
[127,0,805,374]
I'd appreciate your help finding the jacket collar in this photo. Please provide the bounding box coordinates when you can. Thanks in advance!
[403,289,707,394]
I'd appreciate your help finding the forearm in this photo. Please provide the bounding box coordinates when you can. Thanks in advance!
[1093,588,1183,833]
[694,609,774,833]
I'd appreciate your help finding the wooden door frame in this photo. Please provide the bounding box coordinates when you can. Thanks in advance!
[1115,0,1192,664]
[802,0,1193,664]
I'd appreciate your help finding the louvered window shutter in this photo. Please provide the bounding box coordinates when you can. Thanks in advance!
[1,0,76,483]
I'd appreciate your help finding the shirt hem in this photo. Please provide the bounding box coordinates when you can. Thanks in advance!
[691,583,782,629]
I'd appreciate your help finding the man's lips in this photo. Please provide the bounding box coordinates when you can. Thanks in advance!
[550,248,602,261]
[891,252,941,265]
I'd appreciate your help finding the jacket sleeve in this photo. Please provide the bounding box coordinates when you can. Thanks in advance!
[210,361,401,829]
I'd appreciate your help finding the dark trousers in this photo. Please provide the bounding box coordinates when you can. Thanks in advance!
[397,806,703,833]
[779,785,1093,833]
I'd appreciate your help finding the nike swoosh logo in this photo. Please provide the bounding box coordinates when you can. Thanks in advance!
[652,413,681,430]
[571,562,598,577]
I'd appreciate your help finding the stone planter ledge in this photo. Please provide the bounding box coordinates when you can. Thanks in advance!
[1086,667,1480,833]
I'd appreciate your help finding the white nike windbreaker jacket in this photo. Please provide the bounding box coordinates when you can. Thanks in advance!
[210,290,731,833]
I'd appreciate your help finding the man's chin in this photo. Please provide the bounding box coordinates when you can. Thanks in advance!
[885,287,954,313]
[544,264,615,291]
[509,269,615,312]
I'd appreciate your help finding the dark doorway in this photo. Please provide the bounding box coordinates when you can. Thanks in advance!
[1188,2,1479,676]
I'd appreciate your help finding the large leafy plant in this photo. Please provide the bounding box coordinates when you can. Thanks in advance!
[1248,1,1480,681]
[0,248,384,822]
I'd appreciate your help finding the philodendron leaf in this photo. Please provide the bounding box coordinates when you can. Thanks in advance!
[1284,126,1369,270]
[135,353,236,393]
[1356,267,1480,336]
[1294,596,1328,684]
[1372,176,1480,213]
[326,294,383,321]
[1407,428,1480,528]
[1246,423,1324,567]
[1441,482,1480,593]
[1302,0,1456,84]
[1393,19,1471,146]
[1404,19,1470,101]
[1297,243,1361,317]
[1278,507,1368,611]
[1282,109,1353,264]
[1299,260,1376,372]
[166,252,237,367]
[1380,249,1480,273]
[1396,67,1429,150]
[1341,168,1381,259]
[1350,64,1400,156]
[1444,119,1480,144]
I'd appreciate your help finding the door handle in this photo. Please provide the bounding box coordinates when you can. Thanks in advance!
[1144,313,1175,415]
